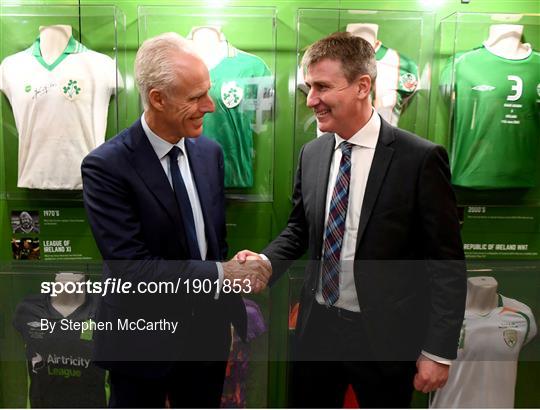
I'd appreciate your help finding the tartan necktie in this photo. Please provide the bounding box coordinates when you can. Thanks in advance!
[168,146,201,260]
[321,141,353,305]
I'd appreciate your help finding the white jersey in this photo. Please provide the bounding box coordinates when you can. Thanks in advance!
[430,295,537,408]
[0,36,119,190]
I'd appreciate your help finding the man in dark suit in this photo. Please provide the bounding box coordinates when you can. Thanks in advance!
[237,32,466,407]
[82,32,269,408]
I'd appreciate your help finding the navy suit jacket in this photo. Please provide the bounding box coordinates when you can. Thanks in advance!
[82,119,246,376]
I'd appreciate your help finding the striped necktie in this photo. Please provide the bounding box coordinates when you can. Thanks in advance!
[321,141,353,305]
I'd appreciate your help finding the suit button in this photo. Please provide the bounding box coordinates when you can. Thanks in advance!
[311,288,316,294]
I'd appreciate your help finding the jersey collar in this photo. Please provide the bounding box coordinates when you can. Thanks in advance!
[482,42,533,60]
[31,35,85,71]
[374,43,387,61]
[46,292,93,320]
[226,41,237,58]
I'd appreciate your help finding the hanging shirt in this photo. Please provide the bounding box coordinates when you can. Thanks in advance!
[0,36,119,190]
[12,293,107,408]
[202,42,273,188]
[441,45,540,189]
[430,294,537,408]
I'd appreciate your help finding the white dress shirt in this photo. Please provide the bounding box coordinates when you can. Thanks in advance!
[315,109,380,311]
[314,110,450,364]
[141,114,224,299]
[141,113,207,260]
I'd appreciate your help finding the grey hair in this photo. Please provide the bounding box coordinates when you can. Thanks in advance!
[135,32,195,109]
[302,32,377,84]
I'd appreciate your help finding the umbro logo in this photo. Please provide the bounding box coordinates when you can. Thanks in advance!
[472,85,496,92]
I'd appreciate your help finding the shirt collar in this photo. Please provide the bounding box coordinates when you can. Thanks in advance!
[482,42,533,60]
[32,35,80,57]
[31,35,86,71]
[334,109,381,150]
[374,42,387,60]
[141,113,186,160]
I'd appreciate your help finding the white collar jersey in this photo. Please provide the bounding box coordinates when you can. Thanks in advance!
[430,294,537,408]
[0,36,119,190]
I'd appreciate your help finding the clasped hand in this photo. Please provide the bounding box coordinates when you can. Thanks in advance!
[222,250,271,294]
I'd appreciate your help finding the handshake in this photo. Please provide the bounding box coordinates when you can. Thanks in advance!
[222,250,271,294]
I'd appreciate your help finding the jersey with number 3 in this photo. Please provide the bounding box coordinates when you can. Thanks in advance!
[443,46,540,189]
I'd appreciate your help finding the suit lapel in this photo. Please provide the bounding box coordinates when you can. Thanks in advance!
[184,139,220,260]
[355,119,395,252]
[314,134,336,255]
[126,120,186,244]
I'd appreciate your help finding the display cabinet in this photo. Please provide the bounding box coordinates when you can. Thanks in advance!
[0,6,126,406]
[432,12,540,205]
[138,5,276,202]
[0,261,104,408]
[0,4,127,201]
[429,14,540,408]
[0,4,126,261]
[438,260,540,409]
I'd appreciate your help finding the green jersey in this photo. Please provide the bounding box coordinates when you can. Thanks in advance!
[442,46,540,189]
[203,44,272,188]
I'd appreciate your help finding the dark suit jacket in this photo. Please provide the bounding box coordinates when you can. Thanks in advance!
[81,119,246,376]
[264,117,466,361]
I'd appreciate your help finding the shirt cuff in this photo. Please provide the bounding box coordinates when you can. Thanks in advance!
[259,254,269,261]
[421,350,452,366]
[214,262,224,300]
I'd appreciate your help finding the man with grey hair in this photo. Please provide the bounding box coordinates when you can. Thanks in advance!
[236,32,466,407]
[82,32,270,407]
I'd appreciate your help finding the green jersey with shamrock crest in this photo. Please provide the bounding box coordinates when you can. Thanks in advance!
[203,43,272,188]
